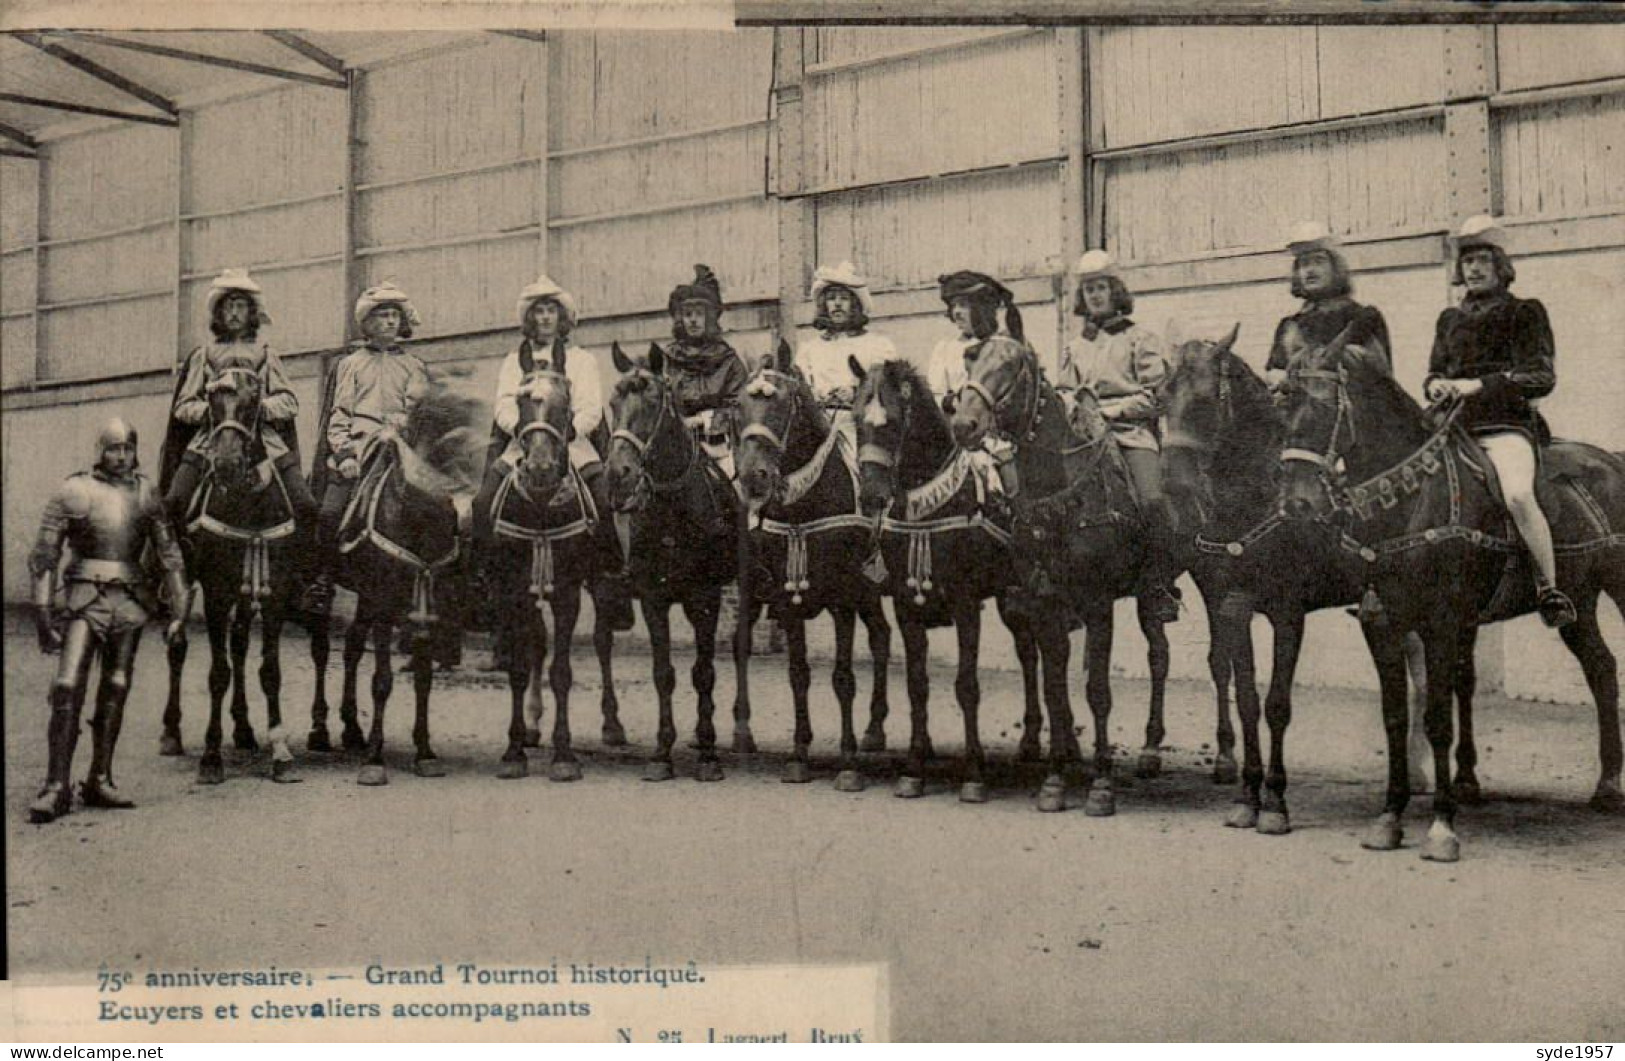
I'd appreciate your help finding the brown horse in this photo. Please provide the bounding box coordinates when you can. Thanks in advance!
[605,342,742,782]
[1277,328,1625,861]
[850,357,1043,803]
[734,341,891,789]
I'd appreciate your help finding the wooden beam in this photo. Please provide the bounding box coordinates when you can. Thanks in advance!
[261,30,346,75]
[490,30,549,43]
[1,146,39,159]
[0,120,40,150]
[14,33,179,116]
[49,32,347,90]
[736,0,1625,24]
[0,92,179,127]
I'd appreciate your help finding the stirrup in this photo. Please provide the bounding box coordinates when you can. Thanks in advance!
[1537,585,1577,629]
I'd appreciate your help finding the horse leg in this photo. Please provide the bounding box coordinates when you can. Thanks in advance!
[859,599,891,754]
[340,616,369,753]
[1010,609,1044,764]
[731,588,757,755]
[549,590,583,782]
[783,616,814,784]
[1256,608,1305,835]
[1135,600,1171,779]
[895,616,930,799]
[410,625,443,778]
[955,602,987,804]
[685,592,724,782]
[1080,602,1117,817]
[358,620,392,786]
[499,617,532,779]
[229,603,258,751]
[1417,621,1463,862]
[594,594,626,747]
[160,627,187,756]
[1402,632,1432,795]
[1221,593,1263,828]
[643,601,678,782]
[260,605,297,783]
[1559,593,1623,812]
[1202,589,1238,785]
[1451,628,1482,804]
[1035,622,1076,813]
[1360,622,1414,851]
[198,591,231,785]
[831,606,864,792]
[306,610,335,753]
[523,663,545,748]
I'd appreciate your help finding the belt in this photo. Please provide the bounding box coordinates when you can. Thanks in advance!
[65,559,143,584]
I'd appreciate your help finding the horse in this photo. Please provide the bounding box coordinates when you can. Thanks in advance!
[948,337,1184,815]
[1275,326,1625,860]
[733,340,892,789]
[849,356,1044,803]
[1160,326,1436,835]
[310,377,482,786]
[483,342,626,781]
[165,365,300,785]
[604,341,743,782]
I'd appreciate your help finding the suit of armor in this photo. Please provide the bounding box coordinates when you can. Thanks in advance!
[28,419,188,823]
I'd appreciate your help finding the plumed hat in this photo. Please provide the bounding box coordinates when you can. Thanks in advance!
[668,265,723,316]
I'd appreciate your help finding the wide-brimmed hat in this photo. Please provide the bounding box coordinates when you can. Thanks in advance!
[1452,214,1509,253]
[517,274,578,326]
[810,261,874,316]
[206,268,271,325]
[354,281,422,329]
[1286,221,1341,257]
[1074,249,1120,282]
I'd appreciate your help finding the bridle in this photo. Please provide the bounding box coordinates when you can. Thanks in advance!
[1163,344,1238,481]
[513,370,573,503]
[1279,364,1356,490]
[205,366,264,448]
[607,372,694,498]
[954,344,1043,447]
[737,368,804,458]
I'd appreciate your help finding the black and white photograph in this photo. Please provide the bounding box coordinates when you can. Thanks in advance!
[2,0,1622,1044]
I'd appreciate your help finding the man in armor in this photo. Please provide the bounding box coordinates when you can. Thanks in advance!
[29,418,189,823]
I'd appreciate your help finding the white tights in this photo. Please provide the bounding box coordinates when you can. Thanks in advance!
[1479,432,1558,586]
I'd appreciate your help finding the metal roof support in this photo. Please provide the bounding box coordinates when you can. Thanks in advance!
[47,32,347,90]
[0,92,179,127]
[261,30,346,75]
[13,33,179,116]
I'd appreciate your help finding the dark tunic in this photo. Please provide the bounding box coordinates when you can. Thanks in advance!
[1267,297,1392,373]
[660,338,749,419]
[1426,292,1554,442]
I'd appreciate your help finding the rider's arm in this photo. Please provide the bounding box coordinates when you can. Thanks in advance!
[568,349,604,440]
[493,350,522,438]
[1493,299,1556,403]
[326,354,360,460]
[171,348,212,425]
[259,345,300,423]
[1422,311,1453,400]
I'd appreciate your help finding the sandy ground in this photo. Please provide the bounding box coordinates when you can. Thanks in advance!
[5,609,1623,1042]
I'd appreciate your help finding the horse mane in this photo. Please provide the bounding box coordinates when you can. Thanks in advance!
[401,375,487,495]
[1306,342,1432,443]
[882,358,954,454]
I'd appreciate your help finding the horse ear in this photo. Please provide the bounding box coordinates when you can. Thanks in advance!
[647,342,665,377]
[1218,322,1241,352]
[611,341,633,374]
[848,355,867,383]
[776,338,794,374]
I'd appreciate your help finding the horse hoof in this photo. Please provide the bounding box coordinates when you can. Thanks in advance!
[1017,739,1043,764]
[894,776,925,799]
[197,759,225,785]
[834,770,865,793]
[1420,828,1461,863]
[859,730,887,754]
[960,781,989,804]
[643,762,675,783]
[549,760,583,783]
[498,758,528,780]
[413,758,446,779]
[1084,789,1116,817]
[733,731,758,755]
[522,729,542,749]
[782,760,813,784]
[305,729,333,754]
[1257,810,1291,836]
[341,727,367,754]
[1360,814,1403,851]
[271,758,300,784]
[1135,751,1162,780]
[1036,777,1067,813]
[159,733,185,757]
[357,764,388,787]
[694,761,725,783]
[1224,803,1259,829]
[601,722,628,748]
[1589,781,1625,813]
[1212,754,1238,786]
[1453,779,1483,806]
[233,729,259,753]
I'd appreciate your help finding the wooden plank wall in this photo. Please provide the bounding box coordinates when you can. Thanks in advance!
[0,157,38,389]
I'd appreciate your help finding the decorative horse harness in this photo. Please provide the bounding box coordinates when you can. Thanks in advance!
[338,434,460,626]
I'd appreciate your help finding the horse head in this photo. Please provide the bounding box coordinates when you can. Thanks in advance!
[1275,323,1360,522]
[204,366,265,497]
[736,339,819,510]
[851,357,945,517]
[514,368,573,502]
[605,340,680,513]
[948,336,1037,450]
[1161,323,1242,526]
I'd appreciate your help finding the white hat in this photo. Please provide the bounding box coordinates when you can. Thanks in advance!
[1286,221,1341,256]
[206,268,271,325]
[354,281,422,328]
[810,261,873,316]
[517,274,578,326]
[1453,215,1509,252]
[1074,249,1119,281]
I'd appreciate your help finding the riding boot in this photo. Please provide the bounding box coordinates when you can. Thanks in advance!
[30,691,81,823]
[82,679,134,810]
[1536,580,1577,629]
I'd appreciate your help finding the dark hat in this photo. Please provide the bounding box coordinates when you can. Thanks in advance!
[937,270,1011,307]
[668,264,723,316]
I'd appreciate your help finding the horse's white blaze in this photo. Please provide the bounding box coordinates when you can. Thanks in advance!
[863,402,887,428]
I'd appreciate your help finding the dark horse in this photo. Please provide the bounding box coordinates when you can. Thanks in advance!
[1277,328,1625,860]
[604,342,741,782]
[850,357,1042,803]
[485,342,625,781]
[948,338,1174,815]
[163,365,300,784]
[1160,326,1433,835]
[310,378,481,785]
[733,341,891,789]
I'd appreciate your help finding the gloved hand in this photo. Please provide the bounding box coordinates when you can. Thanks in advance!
[339,457,361,480]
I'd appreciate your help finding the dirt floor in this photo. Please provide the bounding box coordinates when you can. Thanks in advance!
[5,609,1623,1042]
